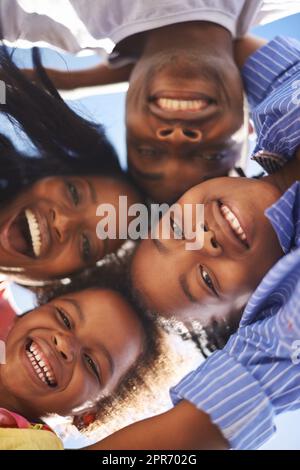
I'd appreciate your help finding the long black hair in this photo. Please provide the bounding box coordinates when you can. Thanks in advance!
[0,45,122,205]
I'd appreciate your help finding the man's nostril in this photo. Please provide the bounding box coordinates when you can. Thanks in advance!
[158,128,173,137]
[183,129,199,139]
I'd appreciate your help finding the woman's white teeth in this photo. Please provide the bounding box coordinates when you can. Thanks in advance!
[25,209,41,257]
[157,98,208,111]
[26,341,57,386]
[220,205,247,243]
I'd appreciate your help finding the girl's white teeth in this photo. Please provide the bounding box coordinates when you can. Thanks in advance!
[157,98,208,111]
[220,205,248,244]
[25,209,41,257]
[26,341,57,386]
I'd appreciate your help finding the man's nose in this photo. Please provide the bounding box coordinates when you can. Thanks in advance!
[52,333,76,363]
[156,126,202,143]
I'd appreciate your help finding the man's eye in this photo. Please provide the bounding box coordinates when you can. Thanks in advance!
[138,147,158,158]
[84,353,100,382]
[67,182,80,205]
[194,153,225,162]
[56,307,72,330]
[81,234,91,263]
[170,217,184,239]
[199,265,217,296]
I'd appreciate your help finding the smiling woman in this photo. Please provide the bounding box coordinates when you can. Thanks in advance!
[0,46,140,283]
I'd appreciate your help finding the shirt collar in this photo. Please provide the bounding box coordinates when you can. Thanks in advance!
[265,181,300,254]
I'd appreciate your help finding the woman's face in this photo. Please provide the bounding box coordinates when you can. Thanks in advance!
[0,175,139,280]
[0,289,144,419]
[131,177,283,339]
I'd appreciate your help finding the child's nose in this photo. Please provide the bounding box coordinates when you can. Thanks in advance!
[52,333,76,363]
[203,225,221,256]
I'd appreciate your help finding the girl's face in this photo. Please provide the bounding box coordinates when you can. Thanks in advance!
[131,177,283,338]
[0,176,139,280]
[0,289,144,419]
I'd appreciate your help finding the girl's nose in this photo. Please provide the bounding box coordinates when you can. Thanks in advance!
[50,208,76,243]
[52,333,76,363]
[202,224,221,257]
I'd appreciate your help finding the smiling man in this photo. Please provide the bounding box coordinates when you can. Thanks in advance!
[2,0,299,203]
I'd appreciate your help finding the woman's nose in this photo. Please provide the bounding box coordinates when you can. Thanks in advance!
[52,333,76,363]
[156,126,202,143]
[50,208,75,243]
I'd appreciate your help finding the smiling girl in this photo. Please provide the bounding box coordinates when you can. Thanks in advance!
[0,275,161,449]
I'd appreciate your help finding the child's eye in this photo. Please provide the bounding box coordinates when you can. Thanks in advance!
[56,307,72,330]
[170,217,185,239]
[199,265,218,297]
[84,353,100,383]
[67,181,80,206]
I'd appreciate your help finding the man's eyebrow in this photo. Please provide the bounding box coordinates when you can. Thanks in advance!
[63,298,85,323]
[131,165,165,181]
[179,274,198,303]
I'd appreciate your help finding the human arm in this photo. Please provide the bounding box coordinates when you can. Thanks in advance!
[15,62,134,90]
[84,400,228,450]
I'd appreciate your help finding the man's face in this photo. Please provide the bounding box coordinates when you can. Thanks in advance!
[131,177,283,342]
[126,51,244,203]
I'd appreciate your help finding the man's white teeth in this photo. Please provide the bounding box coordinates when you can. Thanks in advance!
[157,98,208,111]
[25,209,41,257]
[220,205,247,243]
[26,341,57,386]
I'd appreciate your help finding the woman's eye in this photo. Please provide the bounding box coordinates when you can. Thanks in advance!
[170,217,184,239]
[200,265,217,296]
[56,307,72,330]
[84,353,100,382]
[81,234,91,263]
[67,182,80,205]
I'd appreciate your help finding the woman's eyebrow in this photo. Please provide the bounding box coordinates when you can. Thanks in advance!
[83,177,97,204]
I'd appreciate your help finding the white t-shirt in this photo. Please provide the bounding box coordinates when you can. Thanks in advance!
[1,0,300,55]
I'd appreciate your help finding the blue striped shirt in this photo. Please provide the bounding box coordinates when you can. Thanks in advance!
[242,36,300,173]
[170,37,300,450]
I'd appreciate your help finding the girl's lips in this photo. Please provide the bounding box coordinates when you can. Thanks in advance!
[23,338,60,389]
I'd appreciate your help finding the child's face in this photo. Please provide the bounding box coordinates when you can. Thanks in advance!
[1,289,144,419]
[0,175,139,280]
[131,177,283,337]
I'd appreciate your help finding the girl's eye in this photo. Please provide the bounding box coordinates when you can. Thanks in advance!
[56,307,72,330]
[81,234,91,263]
[170,217,184,239]
[67,182,80,206]
[199,265,218,296]
[84,353,100,382]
